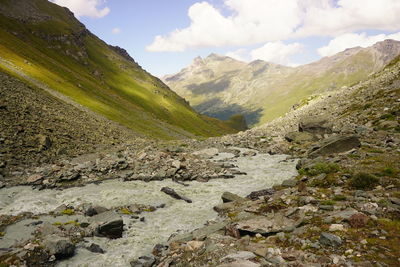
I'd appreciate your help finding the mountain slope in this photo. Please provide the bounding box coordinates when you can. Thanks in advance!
[0,0,237,139]
[164,40,400,126]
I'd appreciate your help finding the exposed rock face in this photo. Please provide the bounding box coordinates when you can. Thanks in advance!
[308,135,361,158]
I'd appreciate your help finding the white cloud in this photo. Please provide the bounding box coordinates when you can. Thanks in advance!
[318,32,400,57]
[147,0,400,52]
[298,0,400,37]
[112,27,121,35]
[51,0,110,18]
[225,49,249,62]
[250,42,303,65]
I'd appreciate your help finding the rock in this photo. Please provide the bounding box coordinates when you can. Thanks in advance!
[221,192,246,203]
[299,116,333,134]
[324,208,358,223]
[169,221,228,243]
[85,205,108,217]
[319,232,342,246]
[192,148,219,158]
[285,131,316,144]
[130,255,156,267]
[37,134,52,151]
[217,260,260,267]
[236,212,304,235]
[186,240,204,251]
[222,251,256,261]
[161,187,192,203]
[91,211,124,239]
[329,224,344,231]
[213,202,236,213]
[246,188,275,200]
[308,135,361,158]
[86,243,105,254]
[389,197,400,206]
[348,213,369,228]
[43,235,75,259]
[171,160,181,169]
[26,174,43,184]
[281,178,297,187]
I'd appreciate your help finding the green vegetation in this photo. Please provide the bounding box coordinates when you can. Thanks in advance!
[349,172,379,189]
[0,0,237,139]
[60,209,75,215]
[299,162,340,176]
[332,195,347,201]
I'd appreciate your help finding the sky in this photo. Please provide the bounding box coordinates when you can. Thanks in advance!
[51,0,400,77]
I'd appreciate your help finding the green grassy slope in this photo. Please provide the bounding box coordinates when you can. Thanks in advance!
[0,0,237,139]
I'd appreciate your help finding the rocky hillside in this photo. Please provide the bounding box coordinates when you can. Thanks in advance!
[0,0,238,139]
[146,52,400,267]
[164,40,400,126]
[1,52,398,266]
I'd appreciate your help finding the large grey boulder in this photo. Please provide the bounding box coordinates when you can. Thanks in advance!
[299,116,333,134]
[90,211,124,239]
[43,235,75,259]
[308,135,361,158]
[130,255,156,267]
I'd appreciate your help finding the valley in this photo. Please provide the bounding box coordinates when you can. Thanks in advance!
[0,1,399,267]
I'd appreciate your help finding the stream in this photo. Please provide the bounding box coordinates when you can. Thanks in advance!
[0,150,298,266]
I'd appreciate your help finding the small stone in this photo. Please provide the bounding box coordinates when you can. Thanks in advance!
[319,232,342,247]
[130,255,155,267]
[86,243,105,254]
[329,224,344,232]
[186,241,204,251]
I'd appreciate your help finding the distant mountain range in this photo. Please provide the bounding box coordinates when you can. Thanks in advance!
[164,40,400,126]
[0,0,238,139]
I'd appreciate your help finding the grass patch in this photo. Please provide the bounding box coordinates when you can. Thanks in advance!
[349,172,379,189]
[332,195,347,201]
[299,162,340,176]
[60,209,75,215]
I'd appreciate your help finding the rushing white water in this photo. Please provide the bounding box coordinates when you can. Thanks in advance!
[0,151,298,267]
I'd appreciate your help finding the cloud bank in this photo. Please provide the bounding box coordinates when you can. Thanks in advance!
[147,0,400,52]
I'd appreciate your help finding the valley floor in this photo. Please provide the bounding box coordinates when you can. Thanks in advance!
[1,57,400,267]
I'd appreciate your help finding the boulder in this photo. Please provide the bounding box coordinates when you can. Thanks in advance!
[85,205,108,217]
[221,192,246,203]
[308,135,361,158]
[91,211,124,239]
[246,188,275,200]
[236,212,304,235]
[169,221,228,243]
[285,131,316,144]
[299,116,333,134]
[43,235,75,259]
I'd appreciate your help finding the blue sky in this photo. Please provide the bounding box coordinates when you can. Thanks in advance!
[52,0,400,77]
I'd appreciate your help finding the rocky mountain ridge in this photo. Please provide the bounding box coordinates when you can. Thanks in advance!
[164,40,400,126]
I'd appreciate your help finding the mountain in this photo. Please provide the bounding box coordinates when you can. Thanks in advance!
[164,40,400,126]
[0,0,238,140]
